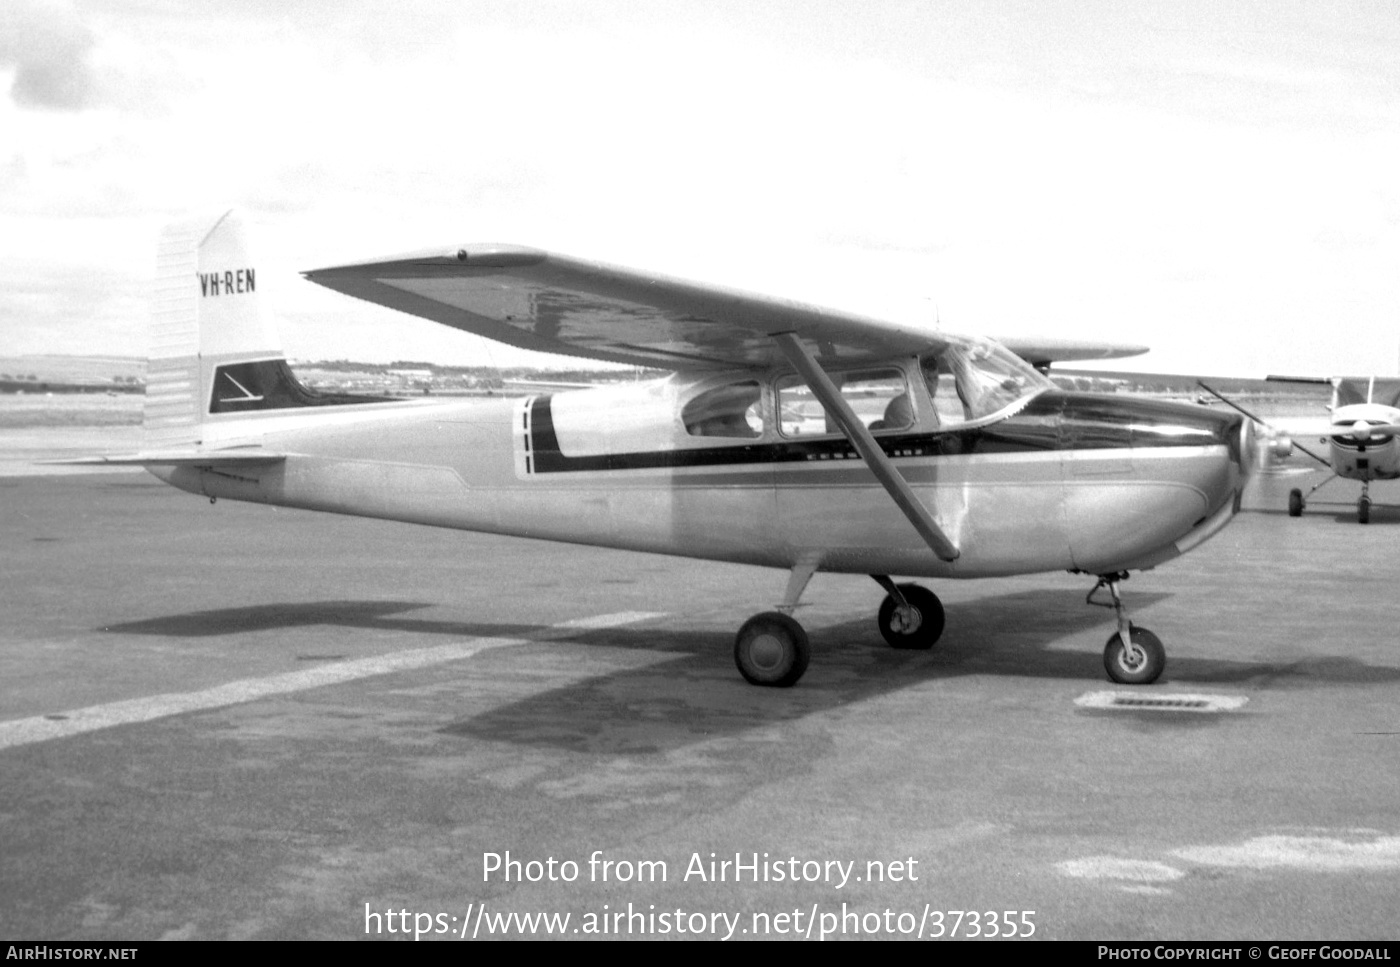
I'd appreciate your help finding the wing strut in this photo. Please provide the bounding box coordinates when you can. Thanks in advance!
[772,332,960,562]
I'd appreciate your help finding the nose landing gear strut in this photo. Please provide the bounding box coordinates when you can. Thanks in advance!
[1088,572,1165,685]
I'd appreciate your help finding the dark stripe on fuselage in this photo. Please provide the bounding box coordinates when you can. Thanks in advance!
[526,392,1241,474]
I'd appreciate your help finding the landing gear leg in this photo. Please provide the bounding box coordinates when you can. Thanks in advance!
[1359,481,1371,524]
[734,561,817,687]
[1088,572,1165,685]
[871,575,945,649]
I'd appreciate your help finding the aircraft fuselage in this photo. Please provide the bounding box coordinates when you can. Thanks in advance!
[152,381,1245,581]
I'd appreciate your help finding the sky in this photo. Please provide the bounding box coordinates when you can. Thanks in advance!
[1,0,1397,374]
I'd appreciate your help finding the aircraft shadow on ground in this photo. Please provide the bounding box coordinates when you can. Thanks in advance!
[102,591,1134,659]
[441,591,1130,751]
[444,589,1400,752]
[103,593,1400,754]
[105,600,485,638]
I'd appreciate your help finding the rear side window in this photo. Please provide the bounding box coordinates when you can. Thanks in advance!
[682,381,764,438]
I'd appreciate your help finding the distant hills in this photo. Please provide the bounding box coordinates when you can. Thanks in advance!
[1047,368,1329,400]
[0,355,656,397]
[0,355,1329,402]
[0,356,144,394]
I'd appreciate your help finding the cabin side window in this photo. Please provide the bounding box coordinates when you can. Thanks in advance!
[776,369,912,437]
[682,380,764,438]
[920,339,1052,426]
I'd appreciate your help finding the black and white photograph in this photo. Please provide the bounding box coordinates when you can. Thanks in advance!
[2,0,1399,945]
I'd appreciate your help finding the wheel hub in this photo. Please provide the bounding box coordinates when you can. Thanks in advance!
[890,605,921,635]
[1117,641,1146,671]
[749,633,786,670]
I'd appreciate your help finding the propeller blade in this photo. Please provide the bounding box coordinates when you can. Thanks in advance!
[1333,421,1400,440]
[1197,380,1332,470]
[1196,380,1269,425]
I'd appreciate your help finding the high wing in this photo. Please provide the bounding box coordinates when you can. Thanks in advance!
[304,245,948,369]
[304,245,1145,370]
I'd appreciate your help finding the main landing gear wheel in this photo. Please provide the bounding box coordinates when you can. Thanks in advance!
[1288,488,1304,517]
[1358,496,1371,524]
[877,583,946,650]
[734,612,810,687]
[1103,626,1165,685]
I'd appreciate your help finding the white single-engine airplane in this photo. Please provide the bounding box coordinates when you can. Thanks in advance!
[1202,376,1400,524]
[80,211,1260,687]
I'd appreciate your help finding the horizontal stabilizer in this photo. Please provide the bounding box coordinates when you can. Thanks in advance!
[49,447,286,467]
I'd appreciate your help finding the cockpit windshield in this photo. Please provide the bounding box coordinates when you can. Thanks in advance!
[921,336,1054,427]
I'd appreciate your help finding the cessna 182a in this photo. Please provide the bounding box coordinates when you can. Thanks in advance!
[81,211,1260,688]
[1202,376,1400,524]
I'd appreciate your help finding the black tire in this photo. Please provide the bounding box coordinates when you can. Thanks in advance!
[1103,626,1166,685]
[1288,488,1304,517]
[1358,497,1370,524]
[877,584,946,650]
[734,612,810,687]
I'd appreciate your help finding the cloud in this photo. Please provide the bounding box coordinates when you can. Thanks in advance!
[0,0,97,110]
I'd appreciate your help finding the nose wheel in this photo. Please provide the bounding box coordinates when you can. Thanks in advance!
[1088,572,1165,685]
[1103,626,1165,685]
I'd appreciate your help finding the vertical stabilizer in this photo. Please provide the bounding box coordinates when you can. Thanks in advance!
[143,211,282,448]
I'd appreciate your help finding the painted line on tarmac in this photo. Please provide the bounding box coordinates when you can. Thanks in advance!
[1174,833,1400,871]
[0,610,664,751]
[1057,857,1186,882]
